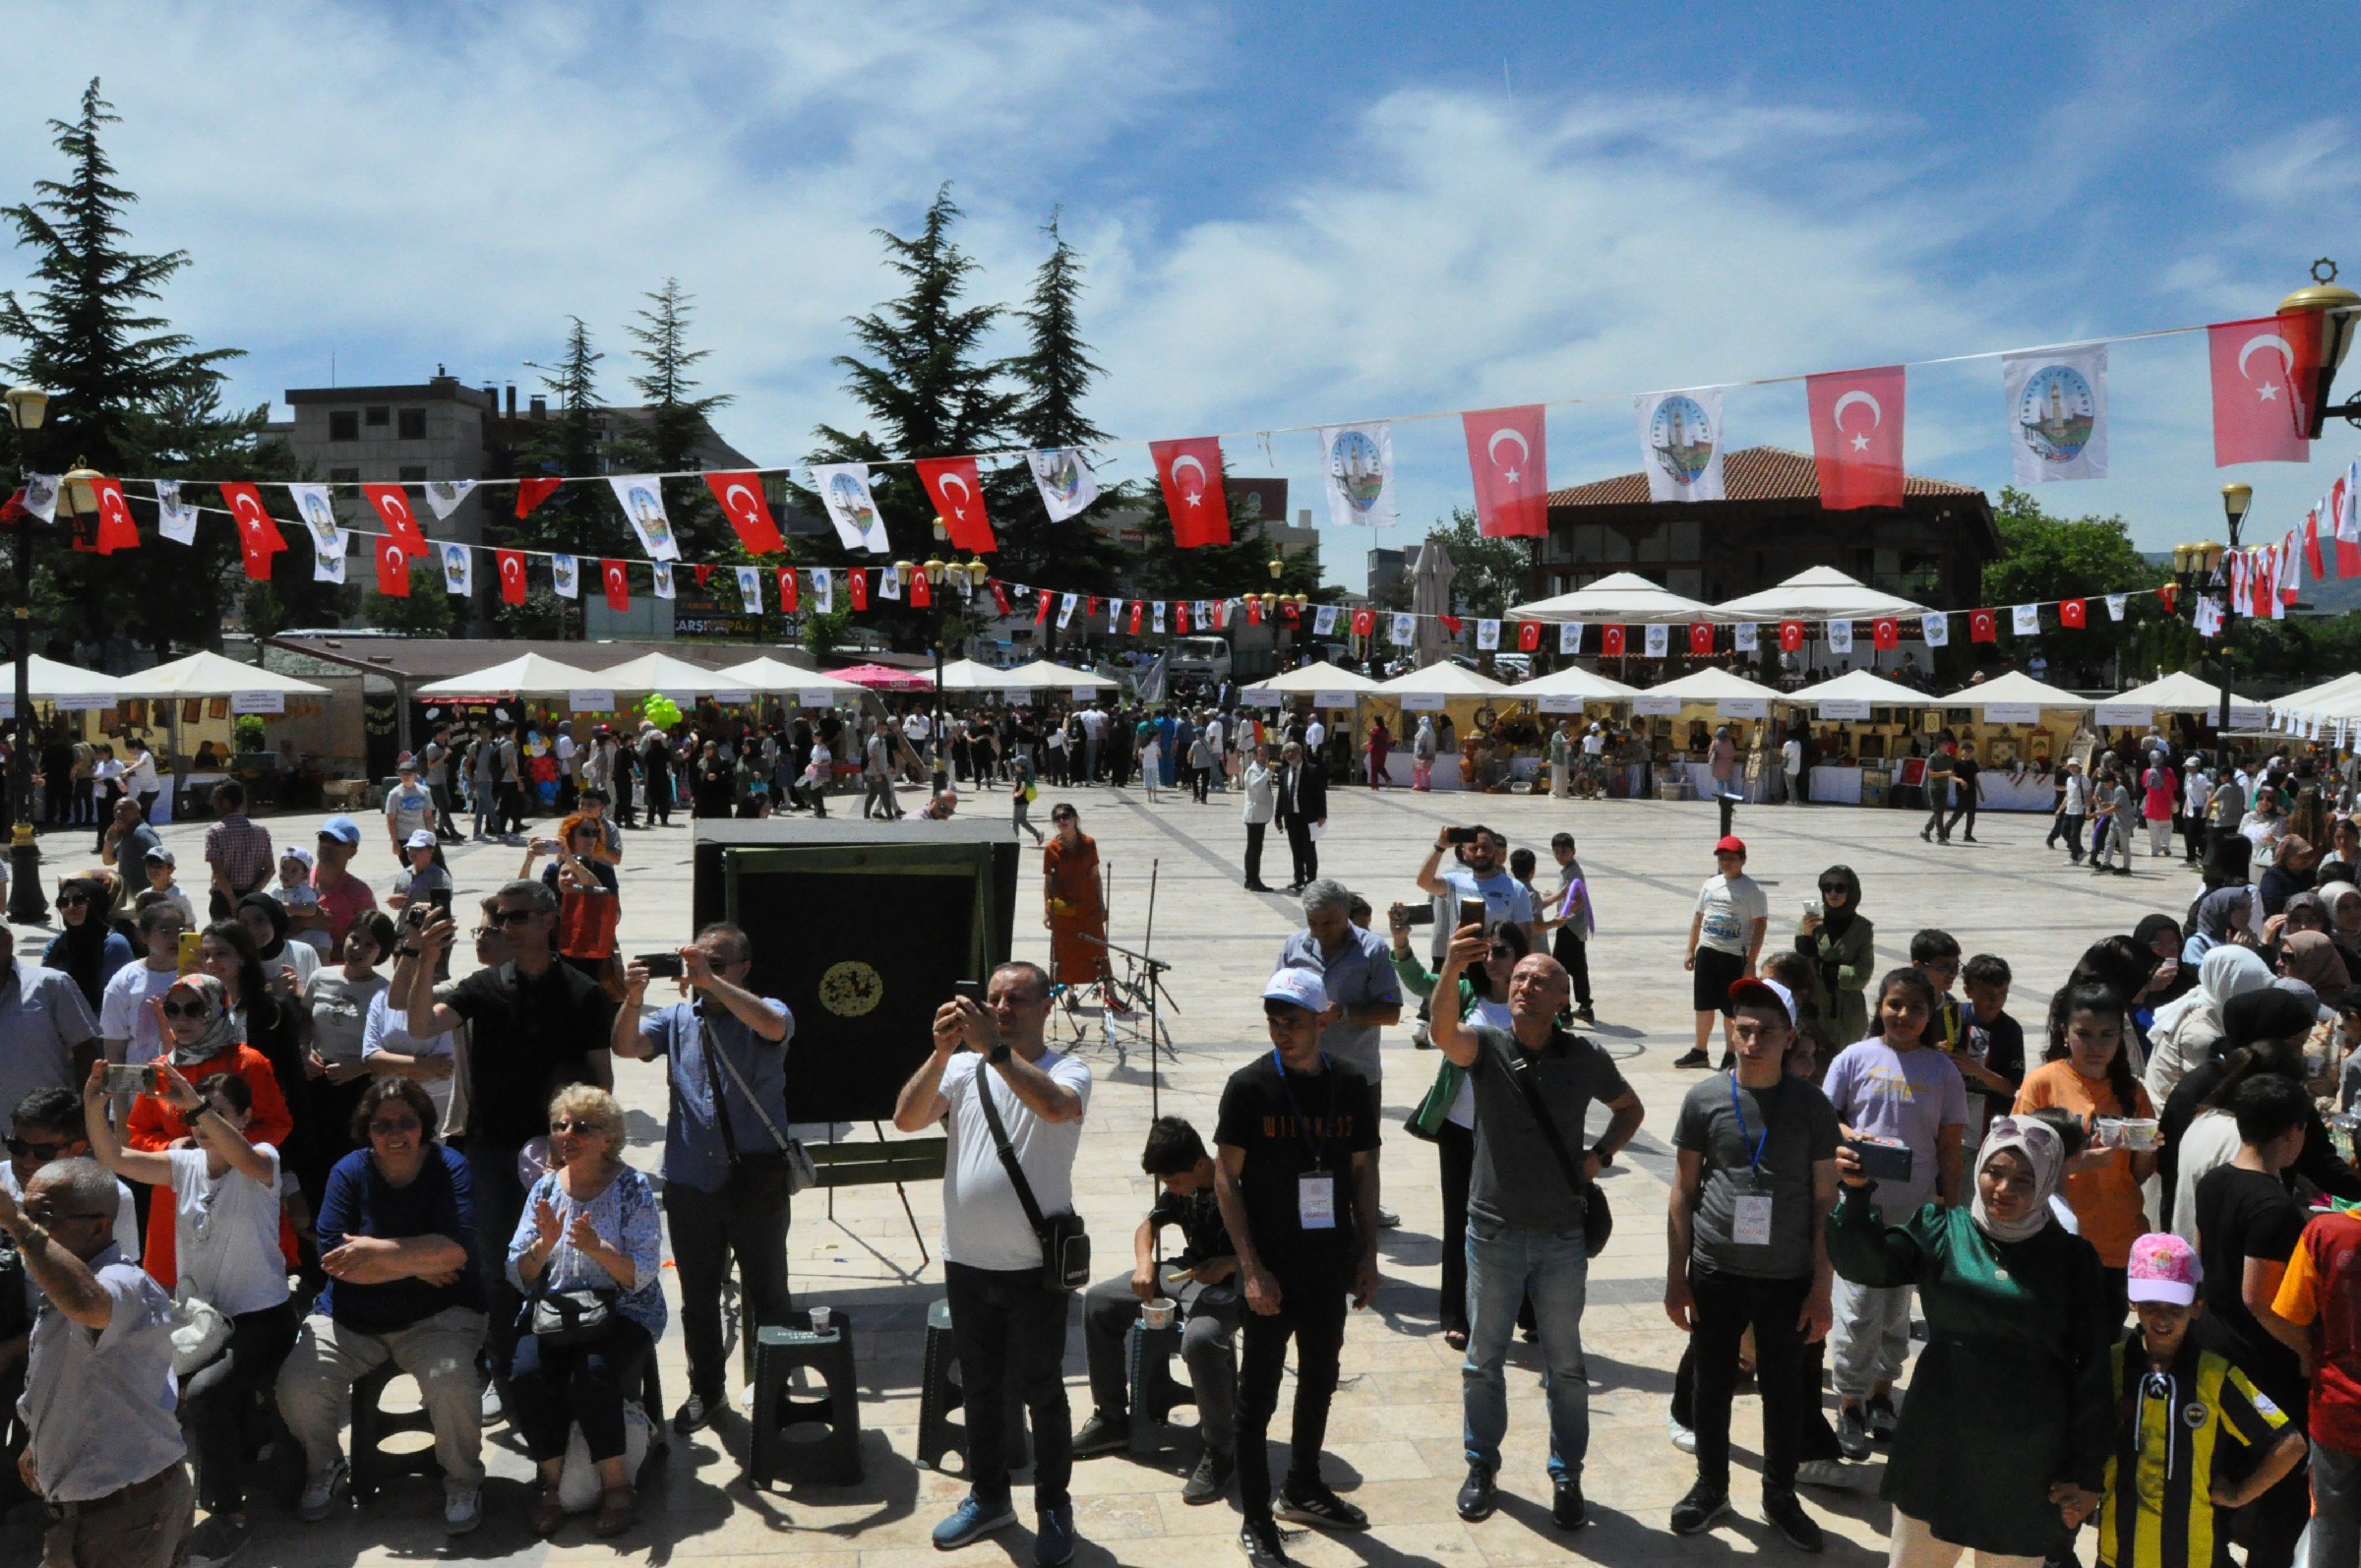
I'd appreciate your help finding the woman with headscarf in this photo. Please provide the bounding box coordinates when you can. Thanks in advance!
[2161,985,2361,1222]
[236,890,319,990]
[2130,915,2195,1016]
[1826,1116,2115,1566]
[2278,927,2352,1001]
[40,873,133,1011]
[2318,816,2361,887]
[2144,945,2273,1107]
[2319,878,2361,973]
[1795,864,1874,1047]
[2261,834,2320,919]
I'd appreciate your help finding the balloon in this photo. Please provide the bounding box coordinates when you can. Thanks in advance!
[643,694,682,728]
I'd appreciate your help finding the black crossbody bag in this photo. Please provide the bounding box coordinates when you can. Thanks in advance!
[1499,1036,1613,1259]
[693,1006,816,1200]
[975,1065,1090,1292]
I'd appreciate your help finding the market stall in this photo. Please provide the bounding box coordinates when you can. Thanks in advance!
[2097,671,2267,747]
[712,656,870,708]
[996,658,1117,705]
[119,650,334,814]
[1923,672,2097,809]
[1787,668,1931,806]
[1629,667,1787,801]
[1367,661,1518,789]
[1710,566,1933,682]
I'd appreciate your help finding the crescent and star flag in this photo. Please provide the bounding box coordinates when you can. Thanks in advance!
[374,537,410,597]
[422,479,475,520]
[2158,582,2179,617]
[1969,608,1998,642]
[916,457,996,553]
[1280,600,1302,630]
[2004,344,2107,482]
[2104,593,2127,622]
[1601,626,1626,657]
[1034,588,1053,628]
[2209,314,2319,465]
[703,473,785,556]
[1438,614,1463,638]
[88,476,138,553]
[1806,366,1907,511]
[607,476,681,563]
[1921,613,1950,646]
[1688,623,1714,655]
[2060,598,2088,628]
[652,562,676,601]
[1779,621,1804,652]
[775,568,798,614]
[1027,447,1101,522]
[1174,600,1190,633]
[515,477,562,518]
[990,580,1007,616]
[736,566,762,614]
[1315,422,1398,529]
[155,481,198,545]
[496,549,528,605]
[1517,621,1540,652]
[911,571,932,609]
[1562,622,1586,654]
[551,553,579,599]
[694,565,711,589]
[237,521,273,578]
[1731,623,1756,652]
[812,570,832,615]
[1354,609,1376,639]
[1244,595,1261,626]
[1642,624,1669,657]
[1128,602,1143,634]
[1150,437,1230,548]
[600,560,630,612]
[1392,612,1417,644]
[2306,509,2328,579]
[848,569,869,611]
[813,463,891,554]
[441,544,471,596]
[361,484,429,555]
[1873,617,1900,650]
[1826,620,1853,654]
[1636,388,1726,503]
[219,483,287,552]
[2012,604,2040,635]
[1461,406,1547,538]
[313,531,346,584]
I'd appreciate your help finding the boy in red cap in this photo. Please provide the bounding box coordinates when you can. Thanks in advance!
[1677,837,1765,1070]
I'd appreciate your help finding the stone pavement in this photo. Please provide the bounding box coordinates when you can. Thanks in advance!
[0,781,2183,1567]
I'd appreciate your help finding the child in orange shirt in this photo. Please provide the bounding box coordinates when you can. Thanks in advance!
[2014,982,2156,1323]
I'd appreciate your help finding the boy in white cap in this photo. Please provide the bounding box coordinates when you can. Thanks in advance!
[384,753,438,861]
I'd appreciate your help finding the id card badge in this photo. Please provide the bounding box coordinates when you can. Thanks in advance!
[1732,1192,1774,1247]
[1298,1174,1337,1230]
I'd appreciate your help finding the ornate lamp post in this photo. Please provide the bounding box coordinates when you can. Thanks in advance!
[4,386,53,925]
[2169,485,2249,775]
[2279,260,2361,438]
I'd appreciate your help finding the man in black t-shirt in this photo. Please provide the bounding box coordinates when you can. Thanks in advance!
[1214,969,1380,1568]
[2194,1076,2315,1568]
[1942,743,1984,843]
[1074,1117,1242,1505]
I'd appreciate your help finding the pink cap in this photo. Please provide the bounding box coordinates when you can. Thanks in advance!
[2126,1232,2202,1305]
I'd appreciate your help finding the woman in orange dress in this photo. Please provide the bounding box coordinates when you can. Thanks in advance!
[1042,802,1109,992]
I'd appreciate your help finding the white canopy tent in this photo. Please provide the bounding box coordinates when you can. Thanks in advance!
[2100,671,2267,729]
[592,651,734,698]
[1940,671,2094,711]
[710,657,868,702]
[2270,672,2361,720]
[932,657,1036,692]
[1708,566,1932,625]
[1631,667,1786,719]
[1241,660,1383,705]
[0,655,124,714]
[1513,665,1640,702]
[1506,571,1717,625]
[120,650,330,698]
[1788,669,1931,717]
[1374,662,1514,699]
[412,652,604,698]
[999,659,1117,697]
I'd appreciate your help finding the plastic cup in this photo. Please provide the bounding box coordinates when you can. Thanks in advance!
[2117,1118,2160,1152]
[810,1305,833,1332]
[1141,1297,1177,1330]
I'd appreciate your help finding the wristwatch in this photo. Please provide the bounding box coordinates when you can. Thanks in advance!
[987,1042,1012,1066]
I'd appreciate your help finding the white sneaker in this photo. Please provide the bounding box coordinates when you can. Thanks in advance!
[1668,1413,1697,1454]
[480,1383,504,1424]
[1794,1459,1855,1489]
[444,1485,482,1535]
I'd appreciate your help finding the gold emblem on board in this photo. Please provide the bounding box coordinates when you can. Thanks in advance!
[818,960,882,1017]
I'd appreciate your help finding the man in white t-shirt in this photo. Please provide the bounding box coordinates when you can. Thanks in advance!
[1780,734,1805,805]
[1676,835,1768,1069]
[101,902,187,1070]
[554,721,580,813]
[893,960,1092,1559]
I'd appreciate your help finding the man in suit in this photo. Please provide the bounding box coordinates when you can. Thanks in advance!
[1276,741,1327,893]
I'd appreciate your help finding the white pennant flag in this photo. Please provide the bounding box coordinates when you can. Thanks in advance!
[2195,597,2223,637]
[1108,597,1123,633]
[289,483,343,556]
[1027,448,1101,522]
[736,566,762,614]
[1194,600,1211,628]
[1559,622,1583,654]
[312,530,346,584]
[421,479,476,520]
[440,543,471,595]
[606,476,681,562]
[812,462,891,553]
[652,561,675,600]
[154,480,199,545]
[1058,592,1078,629]
[1152,601,1168,633]
[18,473,57,522]
[1643,624,1669,657]
[2341,460,2361,551]
[878,565,902,601]
[2003,344,2108,482]
[812,570,833,615]
[1392,612,1417,644]
[1476,618,1500,650]
[1920,613,1950,647]
[2012,603,2040,635]
[1313,604,1339,635]
[1827,619,1853,654]
[2104,593,2128,622]
[551,553,579,599]
[1635,388,1726,502]
[1732,622,1758,652]
[1314,421,1399,528]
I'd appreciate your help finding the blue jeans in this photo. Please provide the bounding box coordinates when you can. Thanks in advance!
[1463,1216,1590,1479]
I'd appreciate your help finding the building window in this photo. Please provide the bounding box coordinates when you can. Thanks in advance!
[397,408,426,441]
[328,410,359,442]
[397,465,427,482]
[364,406,390,427]
[328,467,360,484]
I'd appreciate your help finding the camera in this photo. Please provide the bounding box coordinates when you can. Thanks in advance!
[638,952,686,980]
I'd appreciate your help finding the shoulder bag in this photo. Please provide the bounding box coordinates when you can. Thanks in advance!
[973,1060,1090,1292]
[520,1176,620,1347]
[694,1005,817,1197]
[1494,1032,1613,1259]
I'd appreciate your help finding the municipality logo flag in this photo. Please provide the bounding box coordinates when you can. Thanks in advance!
[2004,344,2108,483]
[1636,388,1725,503]
[1315,422,1398,529]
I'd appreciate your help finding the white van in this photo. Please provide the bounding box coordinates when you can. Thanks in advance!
[1168,635,1233,686]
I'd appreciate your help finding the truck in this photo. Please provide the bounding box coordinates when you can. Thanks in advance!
[1167,634,1234,687]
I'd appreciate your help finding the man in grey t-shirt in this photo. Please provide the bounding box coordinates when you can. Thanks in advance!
[1432,924,1643,1531]
[1665,977,1839,1544]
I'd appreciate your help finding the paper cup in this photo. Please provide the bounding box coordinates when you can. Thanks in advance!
[1141,1297,1178,1330]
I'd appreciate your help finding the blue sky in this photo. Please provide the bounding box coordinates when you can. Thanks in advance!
[11,1,2361,593]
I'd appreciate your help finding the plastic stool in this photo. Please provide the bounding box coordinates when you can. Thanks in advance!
[348,1361,442,1502]
[1124,1318,1201,1458]
[915,1298,1030,1475]
[747,1319,862,1487]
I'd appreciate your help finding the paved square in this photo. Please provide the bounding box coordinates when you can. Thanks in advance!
[0,781,2175,1567]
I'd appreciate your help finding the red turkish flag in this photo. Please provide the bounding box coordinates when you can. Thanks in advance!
[2209,315,2318,465]
[601,559,630,612]
[1461,405,1548,537]
[2306,509,2328,579]
[1600,625,1625,656]
[361,484,429,555]
[693,565,712,589]
[89,477,138,554]
[2059,598,2087,628]
[1806,366,1907,511]
[1149,437,1230,548]
[1517,620,1540,651]
[848,570,869,612]
[1778,621,1804,652]
[373,536,410,597]
[1872,617,1900,650]
[1175,600,1190,633]
[1034,589,1054,628]
[218,483,287,553]
[914,457,995,553]
[702,472,785,555]
[1244,595,1262,626]
[1344,608,1370,638]
[495,549,527,605]
[515,478,562,518]
[1128,602,1142,634]
[2158,583,2180,616]
[1281,600,1302,629]
[1969,608,1997,642]
[236,522,272,580]
[776,568,798,613]
[990,580,1009,617]
[911,573,933,608]
[1687,623,1715,655]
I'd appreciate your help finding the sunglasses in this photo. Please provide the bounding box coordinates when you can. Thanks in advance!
[550,1117,604,1137]
[160,999,211,1020]
[367,1116,422,1137]
[488,908,540,926]
[53,894,87,908]
[6,1136,70,1161]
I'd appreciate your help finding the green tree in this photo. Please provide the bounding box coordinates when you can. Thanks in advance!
[509,318,606,558]
[996,211,1124,592]
[1129,468,1317,601]
[0,80,305,654]
[359,585,452,635]
[1977,486,2158,684]
[616,278,737,562]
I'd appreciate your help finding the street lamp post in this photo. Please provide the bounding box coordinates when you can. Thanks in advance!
[3,386,53,925]
[2169,483,2249,779]
[2279,260,2361,439]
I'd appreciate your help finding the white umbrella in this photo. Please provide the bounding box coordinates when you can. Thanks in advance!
[1709,566,1931,624]
[120,650,329,696]
[1506,570,1714,625]
[413,652,603,698]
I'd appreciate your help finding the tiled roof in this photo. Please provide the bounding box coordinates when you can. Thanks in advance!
[1545,446,1986,508]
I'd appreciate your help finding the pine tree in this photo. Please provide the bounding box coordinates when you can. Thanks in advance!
[618,278,736,561]
[997,211,1124,594]
[509,318,607,558]
[0,80,301,654]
